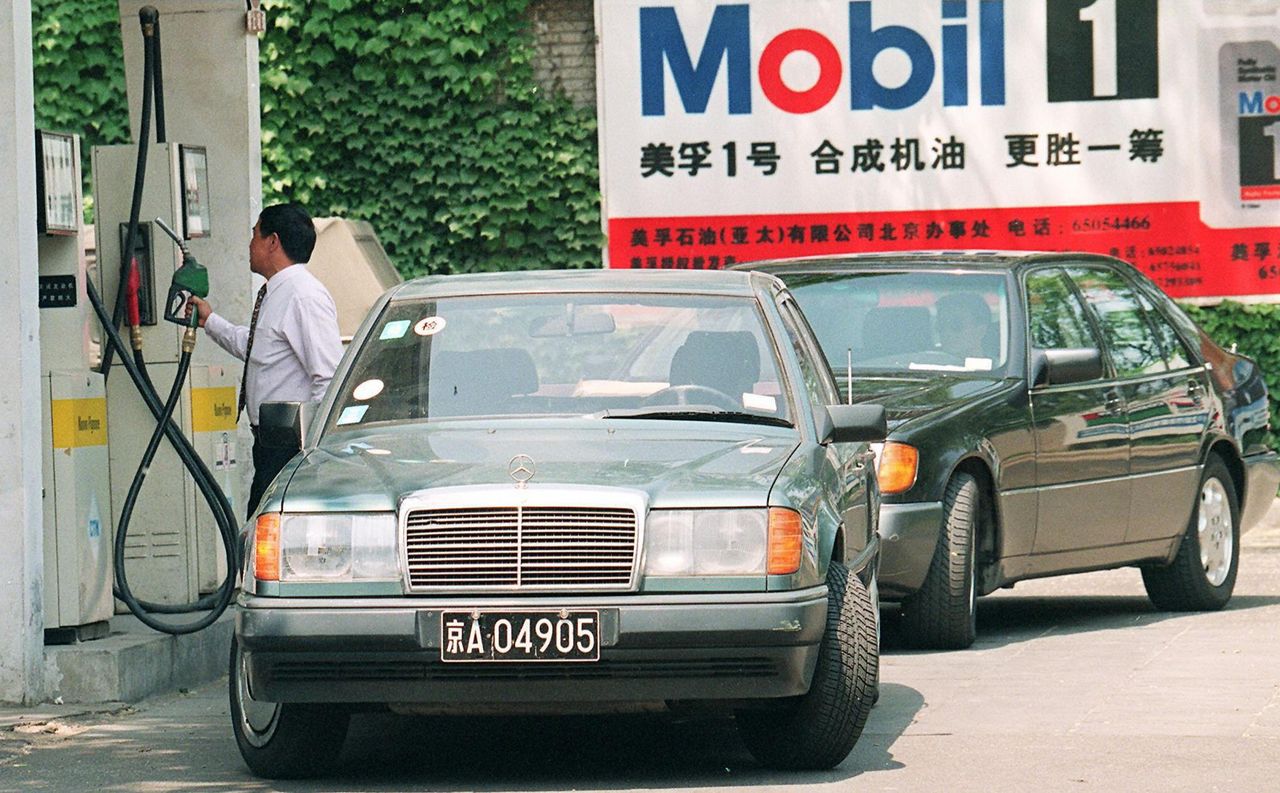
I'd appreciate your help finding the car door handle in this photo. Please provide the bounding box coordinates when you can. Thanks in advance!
[1104,392,1123,414]
[1187,379,1204,405]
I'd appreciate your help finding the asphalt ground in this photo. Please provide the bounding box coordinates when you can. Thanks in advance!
[3,513,1279,792]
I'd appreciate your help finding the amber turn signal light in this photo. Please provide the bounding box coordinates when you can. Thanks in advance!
[878,442,919,495]
[254,513,281,582]
[767,508,803,575]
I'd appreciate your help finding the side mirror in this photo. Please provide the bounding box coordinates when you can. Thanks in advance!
[820,404,887,444]
[1032,348,1104,387]
[257,401,320,452]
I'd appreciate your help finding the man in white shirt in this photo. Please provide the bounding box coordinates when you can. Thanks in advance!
[188,203,343,517]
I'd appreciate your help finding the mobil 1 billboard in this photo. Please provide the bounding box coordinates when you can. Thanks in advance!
[596,0,1280,300]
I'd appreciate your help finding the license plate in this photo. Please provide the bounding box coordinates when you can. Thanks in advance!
[440,610,600,662]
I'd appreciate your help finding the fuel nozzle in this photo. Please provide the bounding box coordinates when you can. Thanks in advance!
[154,217,209,328]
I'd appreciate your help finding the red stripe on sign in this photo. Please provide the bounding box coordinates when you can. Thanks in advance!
[1242,186,1280,201]
[606,202,1280,300]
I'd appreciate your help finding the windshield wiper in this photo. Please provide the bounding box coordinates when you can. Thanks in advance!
[597,407,793,428]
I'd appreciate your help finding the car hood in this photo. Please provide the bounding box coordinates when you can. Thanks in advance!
[280,419,799,512]
[848,375,1009,426]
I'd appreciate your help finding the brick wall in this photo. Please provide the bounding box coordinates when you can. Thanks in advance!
[527,0,597,108]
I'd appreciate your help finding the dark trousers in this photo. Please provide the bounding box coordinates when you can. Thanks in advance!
[247,426,300,519]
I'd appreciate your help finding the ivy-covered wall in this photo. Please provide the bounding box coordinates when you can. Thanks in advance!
[31,0,601,276]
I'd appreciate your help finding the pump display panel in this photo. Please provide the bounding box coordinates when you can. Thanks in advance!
[35,130,78,236]
[180,145,211,239]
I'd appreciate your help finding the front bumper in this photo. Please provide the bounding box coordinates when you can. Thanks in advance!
[877,501,944,599]
[237,587,828,704]
[1240,450,1280,535]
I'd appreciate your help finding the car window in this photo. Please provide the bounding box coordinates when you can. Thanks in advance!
[1066,266,1168,378]
[784,271,1010,375]
[1024,268,1101,350]
[778,297,839,412]
[1136,290,1193,371]
[327,293,792,430]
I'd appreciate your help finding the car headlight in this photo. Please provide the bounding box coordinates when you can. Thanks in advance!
[254,513,399,582]
[643,509,768,576]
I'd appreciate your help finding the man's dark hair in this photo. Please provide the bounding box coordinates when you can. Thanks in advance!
[258,203,316,263]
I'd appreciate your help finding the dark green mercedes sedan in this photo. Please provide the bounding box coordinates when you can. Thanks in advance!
[741,252,1280,650]
[230,269,887,777]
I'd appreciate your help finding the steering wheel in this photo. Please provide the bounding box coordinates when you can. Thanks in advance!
[641,384,741,410]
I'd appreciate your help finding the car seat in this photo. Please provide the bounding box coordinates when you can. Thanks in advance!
[668,330,761,399]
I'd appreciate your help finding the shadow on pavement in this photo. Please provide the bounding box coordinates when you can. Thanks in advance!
[880,592,1280,653]
[328,682,925,790]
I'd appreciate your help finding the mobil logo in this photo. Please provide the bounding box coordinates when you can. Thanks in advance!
[640,1,1006,116]
[1240,91,1280,116]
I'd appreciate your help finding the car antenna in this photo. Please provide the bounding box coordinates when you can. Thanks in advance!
[846,347,853,405]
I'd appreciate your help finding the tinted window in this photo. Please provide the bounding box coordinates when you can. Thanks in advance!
[330,294,791,430]
[1025,269,1100,350]
[1067,267,1167,378]
[778,298,838,412]
[1136,291,1193,370]
[784,271,1010,375]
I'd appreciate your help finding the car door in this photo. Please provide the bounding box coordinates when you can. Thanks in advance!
[1067,266,1209,546]
[776,295,874,562]
[1024,267,1131,558]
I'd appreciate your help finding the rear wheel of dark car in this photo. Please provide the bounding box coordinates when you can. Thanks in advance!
[1142,455,1240,611]
[899,472,979,650]
[229,636,350,779]
[735,562,878,770]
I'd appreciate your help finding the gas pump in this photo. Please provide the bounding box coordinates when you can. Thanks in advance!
[35,129,115,643]
[82,6,240,635]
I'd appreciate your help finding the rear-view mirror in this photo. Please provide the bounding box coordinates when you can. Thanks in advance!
[1032,348,1104,387]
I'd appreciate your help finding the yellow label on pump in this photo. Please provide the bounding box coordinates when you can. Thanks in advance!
[191,387,238,433]
[51,398,108,448]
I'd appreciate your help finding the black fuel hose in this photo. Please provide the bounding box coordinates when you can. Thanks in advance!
[96,6,241,634]
[100,9,156,379]
[89,276,239,633]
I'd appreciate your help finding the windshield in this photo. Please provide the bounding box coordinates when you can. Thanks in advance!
[784,270,1011,375]
[327,293,792,431]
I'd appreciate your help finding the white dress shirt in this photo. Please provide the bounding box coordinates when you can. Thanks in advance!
[204,264,343,425]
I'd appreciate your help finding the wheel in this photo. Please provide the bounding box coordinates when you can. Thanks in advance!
[899,472,979,650]
[736,562,879,770]
[1142,456,1240,611]
[229,636,350,779]
[641,384,740,410]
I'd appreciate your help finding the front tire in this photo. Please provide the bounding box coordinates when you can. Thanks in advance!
[1142,456,1240,611]
[736,563,878,770]
[229,636,350,779]
[899,473,979,650]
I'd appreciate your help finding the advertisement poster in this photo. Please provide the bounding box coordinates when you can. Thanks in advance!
[596,0,1280,300]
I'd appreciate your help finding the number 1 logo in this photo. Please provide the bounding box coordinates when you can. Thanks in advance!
[1046,0,1158,102]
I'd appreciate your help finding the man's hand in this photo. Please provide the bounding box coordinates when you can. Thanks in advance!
[187,295,212,328]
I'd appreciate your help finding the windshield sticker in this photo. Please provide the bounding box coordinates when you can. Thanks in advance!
[336,405,369,426]
[379,320,411,340]
[352,379,384,401]
[742,393,777,412]
[414,316,447,337]
[964,357,994,370]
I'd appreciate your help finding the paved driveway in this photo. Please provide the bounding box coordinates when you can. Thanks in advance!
[3,519,1279,792]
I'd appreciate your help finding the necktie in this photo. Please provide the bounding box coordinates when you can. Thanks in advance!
[237,284,268,420]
